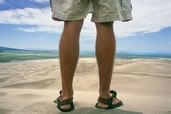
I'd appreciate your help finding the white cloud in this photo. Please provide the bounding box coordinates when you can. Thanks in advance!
[168,42,171,44]
[0,0,171,38]
[31,0,49,3]
[114,0,171,37]
[0,0,4,4]
[0,8,63,33]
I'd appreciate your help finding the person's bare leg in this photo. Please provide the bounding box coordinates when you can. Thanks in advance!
[95,22,120,107]
[59,20,84,109]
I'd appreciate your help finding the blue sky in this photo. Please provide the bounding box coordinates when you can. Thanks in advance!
[0,0,171,53]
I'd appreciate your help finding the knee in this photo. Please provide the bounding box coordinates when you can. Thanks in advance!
[95,22,114,32]
[64,20,84,34]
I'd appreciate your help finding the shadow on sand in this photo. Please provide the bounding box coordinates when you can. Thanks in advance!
[57,107,143,114]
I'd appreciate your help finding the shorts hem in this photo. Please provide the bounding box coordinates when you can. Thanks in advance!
[52,10,89,21]
[52,14,85,21]
[91,13,133,23]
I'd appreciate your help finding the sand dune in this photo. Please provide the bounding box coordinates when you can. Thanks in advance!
[0,58,171,114]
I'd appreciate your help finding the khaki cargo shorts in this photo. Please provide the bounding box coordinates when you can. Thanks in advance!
[50,0,132,22]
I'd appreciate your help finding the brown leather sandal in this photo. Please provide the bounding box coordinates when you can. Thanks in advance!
[95,90,123,109]
[54,90,75,112]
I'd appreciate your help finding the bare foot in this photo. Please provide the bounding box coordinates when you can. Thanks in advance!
[96,90,123,109]
[97,97,122,108]
[59,96,72,110]
[54,90,74,111]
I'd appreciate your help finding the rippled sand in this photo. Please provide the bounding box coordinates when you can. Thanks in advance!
[0,58,171,114]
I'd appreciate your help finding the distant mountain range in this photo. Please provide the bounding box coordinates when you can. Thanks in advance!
[0,46,59,62]
[0,46,57,53]
[1,46,171,60]
[0,46,27,52]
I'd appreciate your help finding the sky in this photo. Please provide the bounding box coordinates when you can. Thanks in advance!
[0,0,171,53]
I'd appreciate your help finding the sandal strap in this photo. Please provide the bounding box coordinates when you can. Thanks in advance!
[110,90,117,98]
[97,97,112,105]
[58,97,73,106]
[97,90,117,105]
[54,90,62,103]
[54,90,73,106]
[59,90,62,95]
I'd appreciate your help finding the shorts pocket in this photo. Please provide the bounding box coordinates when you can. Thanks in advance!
[121,0,132,12]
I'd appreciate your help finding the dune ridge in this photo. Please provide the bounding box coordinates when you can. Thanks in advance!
[0,58,171,114]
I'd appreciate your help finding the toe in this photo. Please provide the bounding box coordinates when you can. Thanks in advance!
[112,98,121,104]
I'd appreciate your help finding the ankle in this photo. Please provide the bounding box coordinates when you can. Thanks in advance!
[99,89,110,99]
[61,90,74,99]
